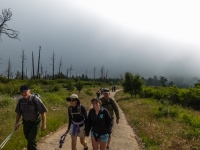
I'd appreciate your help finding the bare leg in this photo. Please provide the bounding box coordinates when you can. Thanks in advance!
[71,135,77,150]
[107,134,111,147]
[80,136,88,148]
[99,140,107,150]
[91,137,99,150]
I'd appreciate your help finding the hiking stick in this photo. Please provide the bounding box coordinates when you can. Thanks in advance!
[59,130,69,148]
[0,121,23,149]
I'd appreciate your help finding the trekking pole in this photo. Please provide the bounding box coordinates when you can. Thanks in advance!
[0,121,23,150]
[59,130,69,148]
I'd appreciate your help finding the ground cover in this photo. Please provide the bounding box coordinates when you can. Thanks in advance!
[115,90,200,150]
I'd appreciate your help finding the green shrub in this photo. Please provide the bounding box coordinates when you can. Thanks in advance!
[84,88,93,96]
[0,97,14,108]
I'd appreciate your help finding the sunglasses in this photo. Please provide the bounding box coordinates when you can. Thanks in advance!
[69,99,76,102]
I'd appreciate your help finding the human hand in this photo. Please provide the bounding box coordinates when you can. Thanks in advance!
[116,119,119,124]
[41,124,46,131]
[14,123,20,130]
[66,129,70,134]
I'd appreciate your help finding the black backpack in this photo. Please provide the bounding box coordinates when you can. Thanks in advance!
[69,104,85,119]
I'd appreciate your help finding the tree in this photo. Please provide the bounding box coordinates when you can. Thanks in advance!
[58,57,62,78]
[51,51,56,80]
[159,76,168,87]
[0,9,19,41]
[6,56,12,79]
[37,46,41,79]
[122,72,144,97]
[32,51,35,79]
[21,49,26,80]
[75,81,84,94]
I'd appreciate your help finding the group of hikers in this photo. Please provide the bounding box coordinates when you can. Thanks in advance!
[14,85,120,150]
[97,86,116,97]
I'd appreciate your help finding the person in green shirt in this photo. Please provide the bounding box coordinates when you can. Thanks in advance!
[100,88,120,150]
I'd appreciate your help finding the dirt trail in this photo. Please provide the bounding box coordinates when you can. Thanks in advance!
[37,90,140,150]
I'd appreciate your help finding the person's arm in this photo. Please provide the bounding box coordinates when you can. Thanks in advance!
[105,109,112,134]
[14,114,21,130]
[111,99,120,124]
[67,107,72,132]
[85,109,92,136]
[41,112,46,131]
[81,105,88,129]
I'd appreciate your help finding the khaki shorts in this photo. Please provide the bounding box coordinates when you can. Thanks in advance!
[69,124,85,138]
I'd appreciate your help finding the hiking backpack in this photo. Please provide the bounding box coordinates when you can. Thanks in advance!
[69,104,85,119]
[18,93,40,112]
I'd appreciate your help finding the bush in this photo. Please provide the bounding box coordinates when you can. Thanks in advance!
[0,97,14,108]
[84,89,93,96]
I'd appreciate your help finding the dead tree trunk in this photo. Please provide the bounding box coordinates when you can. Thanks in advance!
[7,56,12,79]
[21,49,26,80]
[51,51,56,80]
[32,51,35,79]
[37,46,41,79]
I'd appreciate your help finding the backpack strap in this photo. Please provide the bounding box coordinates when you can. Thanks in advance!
[32,95,38,111]
[69,104,85,119]
[18,95,38,113]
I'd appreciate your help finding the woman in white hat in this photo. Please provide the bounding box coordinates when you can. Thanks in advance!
[66,94,88,150]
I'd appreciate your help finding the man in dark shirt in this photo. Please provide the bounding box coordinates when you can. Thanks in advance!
[14,85,47,150]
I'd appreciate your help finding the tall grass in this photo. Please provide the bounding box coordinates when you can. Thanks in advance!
[0,82,107,150]
[115,91,200,150]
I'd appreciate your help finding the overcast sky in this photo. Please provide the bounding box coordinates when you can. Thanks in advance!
[1,0,200,80]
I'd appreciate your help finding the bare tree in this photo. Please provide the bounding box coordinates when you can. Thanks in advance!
[37,46,41,79]
[106,69,108,80]
[21,49,26,80]
[69,65,73,78]
[5,56,12,79]
[58,57,62,77]
[100,66,104,81]
[0,9,19,42]
[51,51,56,80]
[32,51,35,79]
[40,63,44,78]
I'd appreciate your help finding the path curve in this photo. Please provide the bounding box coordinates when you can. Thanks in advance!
[37,90,140,150]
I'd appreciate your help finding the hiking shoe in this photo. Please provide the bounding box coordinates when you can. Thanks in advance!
[84,146,88,150]
[106,146,109,150]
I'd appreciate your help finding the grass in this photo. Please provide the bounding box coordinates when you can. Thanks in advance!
[115,90,200,150]
[0,85,109,150]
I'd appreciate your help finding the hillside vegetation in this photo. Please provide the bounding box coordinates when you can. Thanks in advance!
[116,90,200,150]
[0,78,116,150]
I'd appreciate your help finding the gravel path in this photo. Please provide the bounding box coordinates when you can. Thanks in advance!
[37,90,140,150]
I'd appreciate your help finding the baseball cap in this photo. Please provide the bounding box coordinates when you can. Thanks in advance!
[103,88,110,93]
[20,85,30,91]
[91,97,102,104]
